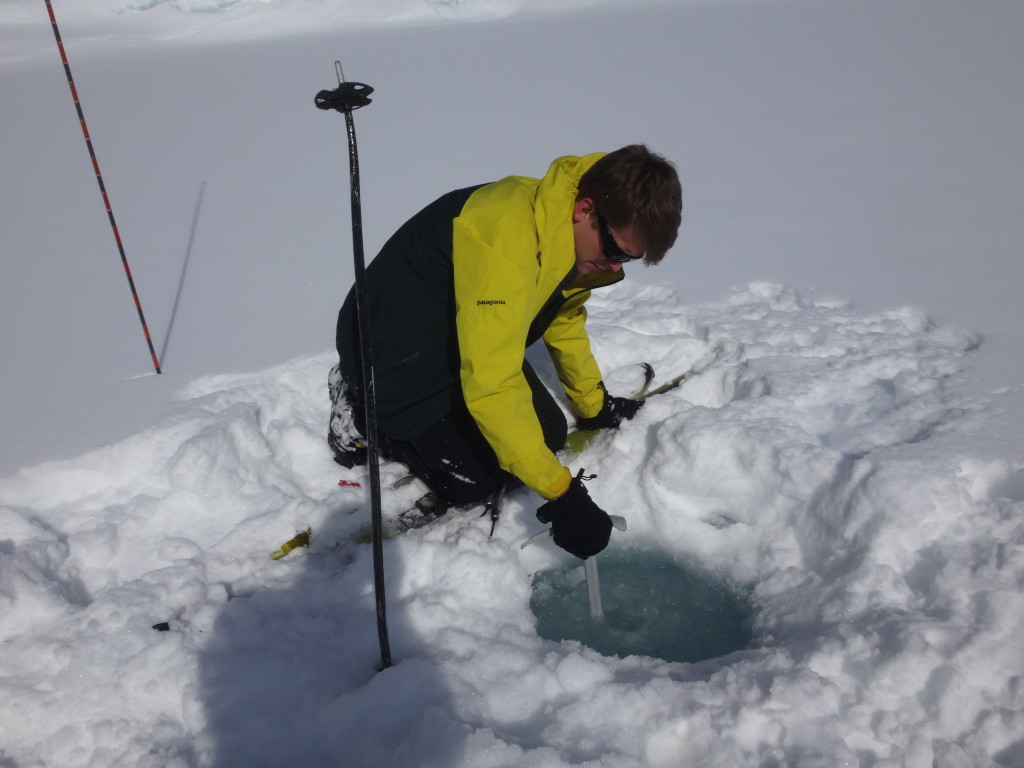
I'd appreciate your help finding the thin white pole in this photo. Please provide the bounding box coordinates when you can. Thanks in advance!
[584,556,604,620]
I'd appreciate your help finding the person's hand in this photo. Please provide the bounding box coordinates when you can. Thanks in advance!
[536,475,613,559]
[575,387,643,431]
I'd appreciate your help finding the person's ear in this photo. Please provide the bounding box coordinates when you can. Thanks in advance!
[573,197,595,223]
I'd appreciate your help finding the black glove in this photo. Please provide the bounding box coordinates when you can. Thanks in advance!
[536,475,613,560]
[575,385,644,431]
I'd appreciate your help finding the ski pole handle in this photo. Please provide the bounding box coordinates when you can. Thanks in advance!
[315,81,374,113]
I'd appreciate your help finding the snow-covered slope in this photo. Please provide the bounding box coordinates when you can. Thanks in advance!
[1,0,1023,765]
[3,282,1022,766]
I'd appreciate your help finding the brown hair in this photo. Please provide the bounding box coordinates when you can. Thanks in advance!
[577,144,682,265]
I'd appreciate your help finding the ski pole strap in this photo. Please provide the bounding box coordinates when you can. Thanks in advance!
[315,82,374,113]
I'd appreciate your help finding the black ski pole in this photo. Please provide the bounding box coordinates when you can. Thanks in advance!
[316,64,391,670]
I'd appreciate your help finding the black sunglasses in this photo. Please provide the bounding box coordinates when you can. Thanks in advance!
[597,214,645,263]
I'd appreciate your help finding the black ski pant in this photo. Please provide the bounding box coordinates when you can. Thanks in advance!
[377,363,567,505]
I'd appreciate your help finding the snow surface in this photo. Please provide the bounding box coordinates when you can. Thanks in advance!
[2,0,1024,766]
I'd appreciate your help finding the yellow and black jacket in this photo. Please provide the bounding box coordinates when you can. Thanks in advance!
[336,153,622,499]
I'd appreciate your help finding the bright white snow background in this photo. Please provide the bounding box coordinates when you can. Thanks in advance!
[2,0,1023,766]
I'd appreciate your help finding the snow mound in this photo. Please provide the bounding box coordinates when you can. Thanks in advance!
[1,281,1022,766]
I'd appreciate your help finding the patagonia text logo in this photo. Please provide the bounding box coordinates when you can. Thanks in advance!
[477,299,507,306]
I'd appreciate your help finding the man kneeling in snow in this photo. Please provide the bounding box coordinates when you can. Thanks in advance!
[328,145,682,559]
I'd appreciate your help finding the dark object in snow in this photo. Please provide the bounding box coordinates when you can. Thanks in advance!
[152,622,171,632]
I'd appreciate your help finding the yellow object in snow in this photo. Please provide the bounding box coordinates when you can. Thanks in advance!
[271,528,311,560]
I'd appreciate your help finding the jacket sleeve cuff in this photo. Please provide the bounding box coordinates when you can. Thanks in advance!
[574,387,606,419]
[507,459,572,501]
[535,466,572,500]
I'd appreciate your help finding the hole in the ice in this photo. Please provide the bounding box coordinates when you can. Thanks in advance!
[530,548,755,664]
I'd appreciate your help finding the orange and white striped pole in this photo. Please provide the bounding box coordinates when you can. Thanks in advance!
[44,0,162,374]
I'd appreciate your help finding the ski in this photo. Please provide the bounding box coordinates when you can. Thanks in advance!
[562,341,725,458]
[637,341,725,401]
[634,362,656,398]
